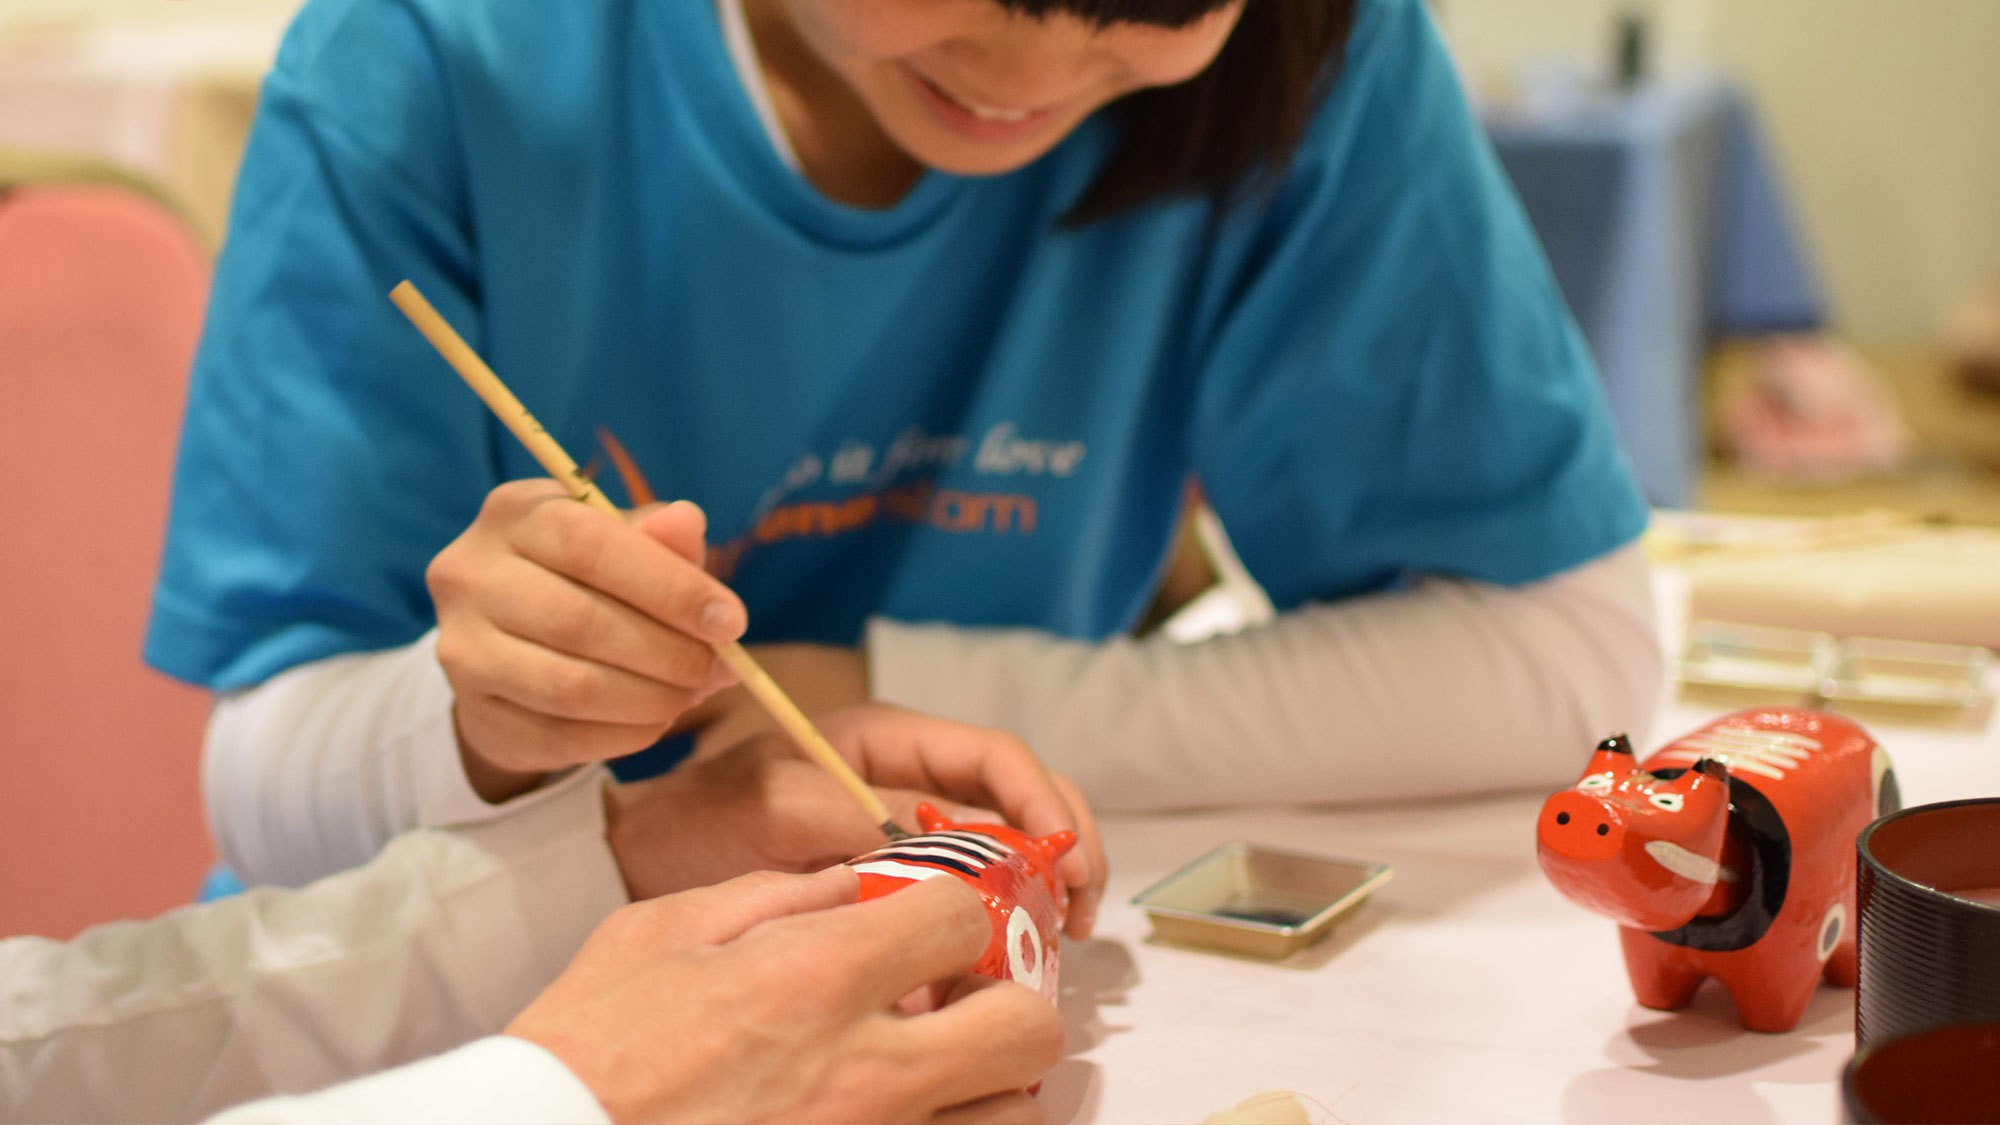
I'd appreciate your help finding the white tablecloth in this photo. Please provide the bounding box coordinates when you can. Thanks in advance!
[1055,568,1998,1124]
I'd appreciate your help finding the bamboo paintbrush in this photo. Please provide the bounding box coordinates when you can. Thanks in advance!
[388,280,908,841]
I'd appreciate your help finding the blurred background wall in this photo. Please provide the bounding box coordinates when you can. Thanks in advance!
[1441,0,2000,348]
[6,0,1996,349]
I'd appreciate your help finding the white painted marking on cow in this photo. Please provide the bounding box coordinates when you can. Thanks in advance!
[850,860,952,882]
[933,831,1015,860]
[1818,903,1846,963]
[1644,840,1722,885]
[1655,728,1824,781]
[1006,905,1043,990]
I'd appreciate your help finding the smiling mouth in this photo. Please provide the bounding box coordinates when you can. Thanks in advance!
[916,73,1042,124]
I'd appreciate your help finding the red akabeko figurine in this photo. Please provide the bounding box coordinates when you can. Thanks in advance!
[1537,708,1897,1032]
[847,805,1077,1003]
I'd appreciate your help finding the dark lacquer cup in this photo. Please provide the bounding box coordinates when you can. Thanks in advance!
[1846,798,2000,1122]
[1855,798,2000,1053]
[1842,1020,2000,1124]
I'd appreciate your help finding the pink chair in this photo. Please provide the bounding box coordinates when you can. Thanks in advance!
[0,177,216,939]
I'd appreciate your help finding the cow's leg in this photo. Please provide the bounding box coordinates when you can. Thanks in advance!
[1719,937,1822,1033]
[1618,928,1704,1011]
[1821,898,1859,988]
[1823,935,1858,988]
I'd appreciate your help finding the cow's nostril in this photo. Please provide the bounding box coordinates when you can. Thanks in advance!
[1596,823,1610,836]
[1556,811,1571,826]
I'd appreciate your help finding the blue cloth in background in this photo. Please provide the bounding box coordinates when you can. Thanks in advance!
[1706,96,1824,335]
[197,863,246,902]
[1487,80,1826,507]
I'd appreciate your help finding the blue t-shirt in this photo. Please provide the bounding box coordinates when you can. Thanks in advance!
[145,0,1647,690]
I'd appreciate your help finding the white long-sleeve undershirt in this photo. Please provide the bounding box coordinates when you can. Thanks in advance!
[871,539,1662,810]
[201,633,601,888]
[203,541,1659,888]
[0,774,622,1124]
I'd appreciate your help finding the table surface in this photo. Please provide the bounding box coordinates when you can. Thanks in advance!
[1054,566,1999,1125]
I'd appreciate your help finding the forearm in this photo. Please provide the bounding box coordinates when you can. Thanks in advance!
[204,631,597,887]
[868,541,1663,810]
[0,775,626,1124]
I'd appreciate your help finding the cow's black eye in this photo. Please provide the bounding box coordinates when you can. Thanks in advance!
[1596,823,1610,837]
[1556,811,1571,826]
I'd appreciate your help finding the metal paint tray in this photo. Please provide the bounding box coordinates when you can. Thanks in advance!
[1678,621,1993,712]
[1131,842,1393,959]
[1678,621,1838,696]
[1821,637,1994,709]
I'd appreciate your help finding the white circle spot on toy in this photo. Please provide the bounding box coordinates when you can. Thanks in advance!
[1818,902,1846,963]
[1006,905,1043,990]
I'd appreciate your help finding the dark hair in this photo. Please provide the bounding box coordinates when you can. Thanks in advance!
[996,0,1358,223]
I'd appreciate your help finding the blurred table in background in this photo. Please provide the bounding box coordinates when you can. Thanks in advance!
[1487,79,1827,509]
[0,0,301,248]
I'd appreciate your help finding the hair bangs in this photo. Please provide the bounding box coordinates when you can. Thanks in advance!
[1062,0,1354,224]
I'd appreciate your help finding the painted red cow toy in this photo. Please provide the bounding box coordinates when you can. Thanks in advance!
[847,805,1076,1004]
[1537,708,1897,1032]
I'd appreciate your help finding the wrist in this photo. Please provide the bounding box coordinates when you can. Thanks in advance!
[601,782,645,900]
[602,768,719,900]
[748,642,870,717]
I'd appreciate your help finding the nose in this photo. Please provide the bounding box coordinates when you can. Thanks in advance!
[937,15,1102,102]
[1539,791,1624,861]
[987,8,1098,54]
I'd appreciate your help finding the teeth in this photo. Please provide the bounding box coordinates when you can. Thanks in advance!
[965,101,1031,123]
[928,78,1033,123]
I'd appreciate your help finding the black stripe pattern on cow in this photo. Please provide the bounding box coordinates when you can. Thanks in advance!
[855,830,1018,881]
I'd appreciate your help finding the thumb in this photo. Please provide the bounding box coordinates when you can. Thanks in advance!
[665,866,860,947]
[634,498,709,566]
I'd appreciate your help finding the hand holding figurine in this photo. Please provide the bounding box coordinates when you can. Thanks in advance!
[507,867,1062,1125]
[607,704,1106,939]
[426,484,745,800]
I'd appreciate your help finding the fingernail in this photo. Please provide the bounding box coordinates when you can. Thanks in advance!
[700,598,746,641]
[666,498,706,533]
